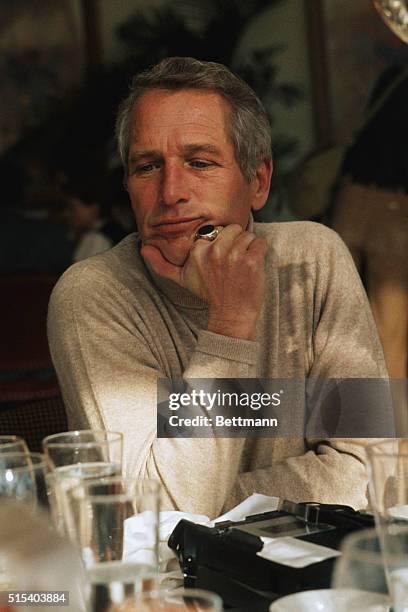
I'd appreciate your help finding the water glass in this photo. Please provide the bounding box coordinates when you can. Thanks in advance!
[0,452,50,508]
[332,525,408,611]
[366,439,408,526]
[112,588,223,611]
[43,430,123,470]
[43,430,123,534]
[0,435,29,454]
[0,500,87,609]
[69,477,160,612]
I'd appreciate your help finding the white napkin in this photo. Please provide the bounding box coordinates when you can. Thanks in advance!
[387,505,408,520]
[258,536,341,568]
[123,495,341,575]
[123,493,279,583]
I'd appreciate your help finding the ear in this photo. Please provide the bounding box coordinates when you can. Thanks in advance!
[250,158,273,212]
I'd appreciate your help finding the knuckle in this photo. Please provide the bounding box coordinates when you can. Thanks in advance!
[246,257,260,271]
[225,223,244,237]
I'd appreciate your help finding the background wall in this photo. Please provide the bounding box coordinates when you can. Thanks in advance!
[2,0,406,220]
[97,0,314,171]
[237,0,314,170]
[325,0,408,143]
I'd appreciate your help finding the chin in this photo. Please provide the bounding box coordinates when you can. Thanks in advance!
[159,243,190,266]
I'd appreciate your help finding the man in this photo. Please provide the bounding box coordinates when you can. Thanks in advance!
[48,57,387,518]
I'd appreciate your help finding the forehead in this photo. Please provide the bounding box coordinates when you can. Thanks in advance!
[129,88,232,144]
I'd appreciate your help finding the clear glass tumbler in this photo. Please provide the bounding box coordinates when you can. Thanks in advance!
[0,452,50,509]
[68,477,161,612]
[0,435,29,454]
[367,439,408,526]
[112,588,223,611]
[333,524,408,612]
[43,430,123,535]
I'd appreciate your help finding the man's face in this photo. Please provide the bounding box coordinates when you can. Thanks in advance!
[126,89,265,265]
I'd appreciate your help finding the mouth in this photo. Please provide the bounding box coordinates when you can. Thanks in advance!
[151,217,204,237]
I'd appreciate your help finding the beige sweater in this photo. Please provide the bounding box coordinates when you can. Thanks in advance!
[48,221,387,518]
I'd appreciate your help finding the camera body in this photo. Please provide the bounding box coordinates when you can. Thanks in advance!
[168,502,374,610]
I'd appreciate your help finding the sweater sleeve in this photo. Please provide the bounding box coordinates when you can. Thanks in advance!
[47,263,257,518]
[226,229,390,511]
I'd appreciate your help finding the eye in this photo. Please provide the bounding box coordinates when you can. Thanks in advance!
[132,162,160,175]
[189,159,214,169]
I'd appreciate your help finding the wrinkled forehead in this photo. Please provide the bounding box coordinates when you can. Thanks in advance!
[129,88,234,142]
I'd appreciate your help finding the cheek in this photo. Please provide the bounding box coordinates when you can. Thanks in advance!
[128,183,156,222]
[221,183,253,224]
[129,193,149,228]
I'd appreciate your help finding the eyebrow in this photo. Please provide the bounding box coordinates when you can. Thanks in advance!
[128,143,223,165]
[183,143,222,157]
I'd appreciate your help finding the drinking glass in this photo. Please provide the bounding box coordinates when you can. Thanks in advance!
[43,430,123,470]
[43,430,123,534]
[0,435,29,454]
[0,499,87,609]
[68,477,160,612]
[112,588,223,611]
[332,528,389,609]
[366,439,408,527]
[333,525,408,612]
[0,452,50,508]
[366,441,408,610]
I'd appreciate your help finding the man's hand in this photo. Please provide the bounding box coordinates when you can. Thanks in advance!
[141,224,267,340]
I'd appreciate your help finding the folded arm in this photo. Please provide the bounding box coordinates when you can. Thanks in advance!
[48,263,260,518]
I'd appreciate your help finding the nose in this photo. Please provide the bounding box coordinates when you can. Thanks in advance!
[160,162,189,206]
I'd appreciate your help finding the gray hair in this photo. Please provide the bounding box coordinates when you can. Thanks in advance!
[115,56,272,183]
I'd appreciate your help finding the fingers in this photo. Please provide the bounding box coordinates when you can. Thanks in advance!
[214,224,245,244]
[233,230,258,252]
[192,225,267,264]
[140,244,182,283]
[247,235,268,258]
[212,225,267,257]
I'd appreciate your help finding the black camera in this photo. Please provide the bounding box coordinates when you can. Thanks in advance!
[168,501,374,610]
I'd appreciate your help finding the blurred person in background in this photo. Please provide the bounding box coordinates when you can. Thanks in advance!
[331,65,408,430]
[0,156,72,274]
[62,161,128,262]
[332,66,408,380]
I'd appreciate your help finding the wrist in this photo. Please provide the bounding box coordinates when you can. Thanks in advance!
[207,312,258,340]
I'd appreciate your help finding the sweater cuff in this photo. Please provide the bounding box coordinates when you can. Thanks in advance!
[196,330,258,365]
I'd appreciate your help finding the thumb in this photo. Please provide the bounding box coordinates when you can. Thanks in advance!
[141,244,182,284]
